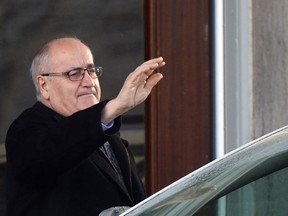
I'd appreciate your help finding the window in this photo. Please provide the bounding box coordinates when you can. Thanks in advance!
[195,167,288,216]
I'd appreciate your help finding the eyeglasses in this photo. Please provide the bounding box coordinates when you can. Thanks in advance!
[41,66,102,81]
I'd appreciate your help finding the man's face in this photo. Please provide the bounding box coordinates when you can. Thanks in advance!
[37,39,101,116]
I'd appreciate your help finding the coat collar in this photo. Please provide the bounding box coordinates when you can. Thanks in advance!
[33,102,64,121]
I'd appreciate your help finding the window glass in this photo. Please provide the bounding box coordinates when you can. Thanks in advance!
[195,167,288,216]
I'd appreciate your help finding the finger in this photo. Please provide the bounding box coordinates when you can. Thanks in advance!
[142,57,165,68]
[144,73,163,91]
[137,61,165,77]
[143,57,164,65]
[132,64,157,78]
[130,57,165,84]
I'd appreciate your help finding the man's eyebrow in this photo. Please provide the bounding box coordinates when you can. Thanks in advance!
[66,64,95,71]
[63,67,81,73]
[86,63,95,68]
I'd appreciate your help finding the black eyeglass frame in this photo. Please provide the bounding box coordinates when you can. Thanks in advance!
[41,66,102,81]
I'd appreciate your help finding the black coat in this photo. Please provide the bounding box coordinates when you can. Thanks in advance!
[5,102,146,216]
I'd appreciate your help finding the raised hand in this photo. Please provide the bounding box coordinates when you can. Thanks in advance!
[101,57,165,124]
[117,57,165,108]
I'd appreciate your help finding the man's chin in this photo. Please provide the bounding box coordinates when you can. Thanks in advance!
[78,97,99,110]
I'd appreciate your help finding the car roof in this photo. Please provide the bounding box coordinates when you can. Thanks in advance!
[121,125,288,215]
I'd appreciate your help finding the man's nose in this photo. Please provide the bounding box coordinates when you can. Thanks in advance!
[81,71,94,86]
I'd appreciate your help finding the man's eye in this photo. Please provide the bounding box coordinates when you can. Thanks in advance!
[68,69,81,77]
[87,67,96,73]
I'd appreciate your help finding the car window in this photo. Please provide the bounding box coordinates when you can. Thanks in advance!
[194,167,288,216]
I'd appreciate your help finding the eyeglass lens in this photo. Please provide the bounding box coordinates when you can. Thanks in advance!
[68,67,102,81]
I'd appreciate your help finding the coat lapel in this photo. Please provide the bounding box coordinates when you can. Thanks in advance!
[88,147,133,203]
[108,136,133,196]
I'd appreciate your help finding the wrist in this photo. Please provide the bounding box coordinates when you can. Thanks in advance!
[101,98,129,124]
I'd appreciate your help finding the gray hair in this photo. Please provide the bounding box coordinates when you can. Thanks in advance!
[30,43,51,101]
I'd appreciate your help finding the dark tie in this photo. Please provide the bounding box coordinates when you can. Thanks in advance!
[100,142,125,184]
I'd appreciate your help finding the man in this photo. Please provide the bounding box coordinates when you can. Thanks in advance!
[5,37,165,216]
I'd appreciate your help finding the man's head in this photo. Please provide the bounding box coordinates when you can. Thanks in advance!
[31,37,101,116]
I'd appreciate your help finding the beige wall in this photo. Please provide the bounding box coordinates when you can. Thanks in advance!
[252,0,288,138]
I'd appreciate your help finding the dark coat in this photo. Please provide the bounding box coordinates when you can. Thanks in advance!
[5,101,146,216]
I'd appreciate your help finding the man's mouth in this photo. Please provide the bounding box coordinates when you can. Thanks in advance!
[78,91,96,97]
[79,93,95,98]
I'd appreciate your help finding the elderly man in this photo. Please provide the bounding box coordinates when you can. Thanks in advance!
[5,37,165,216]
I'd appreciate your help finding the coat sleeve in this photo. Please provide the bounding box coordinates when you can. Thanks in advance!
[5,101,121,188]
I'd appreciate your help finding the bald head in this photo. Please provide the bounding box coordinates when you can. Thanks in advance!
[30,37,101,116]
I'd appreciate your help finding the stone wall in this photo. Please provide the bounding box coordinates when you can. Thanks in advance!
[252,1,288,215]
[252,0,288,137]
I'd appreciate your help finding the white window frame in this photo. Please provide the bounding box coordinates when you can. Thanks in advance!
[213,0,252,158]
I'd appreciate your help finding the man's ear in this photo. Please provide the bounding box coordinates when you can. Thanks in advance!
[37,76,50,100]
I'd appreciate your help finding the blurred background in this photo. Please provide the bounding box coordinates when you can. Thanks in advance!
[0,1,145,214]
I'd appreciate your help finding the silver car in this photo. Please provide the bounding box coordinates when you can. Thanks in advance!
[120,126,288,216]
